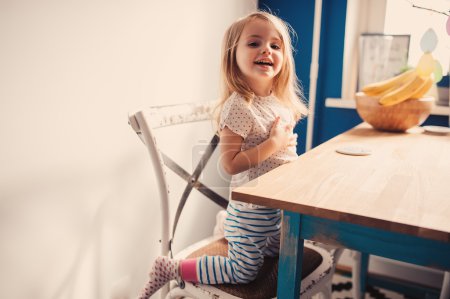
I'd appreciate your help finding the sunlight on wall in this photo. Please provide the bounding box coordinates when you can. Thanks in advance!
[0,1,256,298]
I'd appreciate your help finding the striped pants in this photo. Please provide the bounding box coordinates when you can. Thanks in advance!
[196,202,281,284]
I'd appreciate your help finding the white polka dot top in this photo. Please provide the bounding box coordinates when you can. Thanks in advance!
[219,92,298,206]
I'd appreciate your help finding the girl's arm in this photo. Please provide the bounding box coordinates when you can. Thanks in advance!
[220,117,296,175]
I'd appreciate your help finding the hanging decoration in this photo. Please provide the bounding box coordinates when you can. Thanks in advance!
[409,2,449,83]
[417,28,442,82]
[447,15,450,35]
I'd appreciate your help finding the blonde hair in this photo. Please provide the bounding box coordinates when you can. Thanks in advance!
[215,11,308,126]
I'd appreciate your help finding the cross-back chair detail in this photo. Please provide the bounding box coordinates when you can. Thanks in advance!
[129,101,228,255]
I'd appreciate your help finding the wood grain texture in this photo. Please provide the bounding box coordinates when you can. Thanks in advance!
[232,123,450,242]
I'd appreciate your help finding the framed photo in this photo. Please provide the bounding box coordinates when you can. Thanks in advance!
[358,34,410,90]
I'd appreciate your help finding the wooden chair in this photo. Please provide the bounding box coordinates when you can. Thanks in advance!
[128,101,337,299]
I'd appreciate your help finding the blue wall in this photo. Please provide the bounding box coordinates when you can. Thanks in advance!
[259,0,351,153]
[258,1,316,153]
[258,0,449,154]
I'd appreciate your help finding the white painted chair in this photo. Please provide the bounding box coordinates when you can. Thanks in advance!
[128,101,337,299]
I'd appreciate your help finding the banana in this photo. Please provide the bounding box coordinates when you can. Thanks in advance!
[362,69,417,96]
[375,82,405,98]
[410,76,433,99]
[379,75,427,106]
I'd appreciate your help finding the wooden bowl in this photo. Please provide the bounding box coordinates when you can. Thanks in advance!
[355,92,434,132]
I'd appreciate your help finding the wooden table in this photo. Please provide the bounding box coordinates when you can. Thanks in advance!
[232,123,450,298]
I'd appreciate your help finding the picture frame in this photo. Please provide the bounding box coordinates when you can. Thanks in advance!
[358,34,410,90]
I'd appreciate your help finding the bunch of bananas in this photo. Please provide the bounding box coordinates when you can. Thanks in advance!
[362,69,433,106]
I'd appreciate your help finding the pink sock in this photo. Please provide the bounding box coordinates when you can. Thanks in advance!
[179,259,199,282]
[138,256,179,299]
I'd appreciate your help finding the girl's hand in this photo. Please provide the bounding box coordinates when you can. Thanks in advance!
[219,120,297,175]
[269,117,296,151]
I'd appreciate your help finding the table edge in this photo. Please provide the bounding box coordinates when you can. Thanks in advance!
[232,190,450,243]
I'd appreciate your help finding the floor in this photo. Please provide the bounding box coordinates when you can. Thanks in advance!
[332,274,405,299]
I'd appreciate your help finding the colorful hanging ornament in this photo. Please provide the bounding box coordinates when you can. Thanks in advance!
[420,28,438,52]
[446,15,450,36]
[416,52,435,76]
[433,60,443,83]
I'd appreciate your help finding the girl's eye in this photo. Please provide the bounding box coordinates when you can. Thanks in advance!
[271,44,281,50]
[248,42,260,47]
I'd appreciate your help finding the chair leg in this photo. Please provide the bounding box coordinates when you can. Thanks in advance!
[351,251,370,299]
[308,284,331,299]
[166,285,192,299]
[321,282,332,299]
[160,284,170,299]
[313,271,333,299]
[440,272,450,299]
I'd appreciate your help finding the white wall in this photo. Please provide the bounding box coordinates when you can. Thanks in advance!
[341,0,387,100]
[0,1,256,298]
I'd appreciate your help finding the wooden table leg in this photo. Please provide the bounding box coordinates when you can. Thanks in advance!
[351,251,370,299]
[278,211,304,299]
[359,253,369,298]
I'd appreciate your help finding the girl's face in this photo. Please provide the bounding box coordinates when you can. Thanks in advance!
[235,19,284,90]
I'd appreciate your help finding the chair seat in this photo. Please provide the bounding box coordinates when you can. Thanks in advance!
[175,237,331,299]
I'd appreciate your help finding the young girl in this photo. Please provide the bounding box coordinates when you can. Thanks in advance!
[139,11,307,298]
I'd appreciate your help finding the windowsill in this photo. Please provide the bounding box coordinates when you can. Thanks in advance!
[325,98,450,116]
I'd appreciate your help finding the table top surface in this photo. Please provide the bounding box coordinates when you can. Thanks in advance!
[232,123,450,242]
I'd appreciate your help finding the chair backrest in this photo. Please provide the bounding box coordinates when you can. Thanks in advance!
[128,101,228,258]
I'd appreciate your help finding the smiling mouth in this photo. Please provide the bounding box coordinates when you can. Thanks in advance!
[254,60,273,66]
